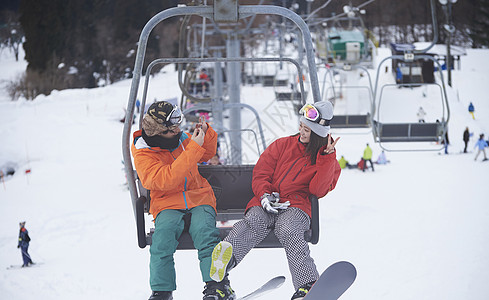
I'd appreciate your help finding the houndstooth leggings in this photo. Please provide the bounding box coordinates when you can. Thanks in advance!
[224,206,319,289]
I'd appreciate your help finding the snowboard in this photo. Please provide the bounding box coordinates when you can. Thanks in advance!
[237,275,285,300]
[304,261,356,300]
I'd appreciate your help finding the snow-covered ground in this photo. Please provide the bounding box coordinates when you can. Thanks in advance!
[1,41,489,300]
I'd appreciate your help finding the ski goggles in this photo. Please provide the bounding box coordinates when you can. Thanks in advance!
[165,105,183,128]
[299,103,331,126]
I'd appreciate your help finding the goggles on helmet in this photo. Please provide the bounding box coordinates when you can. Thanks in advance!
[299,103,331,126]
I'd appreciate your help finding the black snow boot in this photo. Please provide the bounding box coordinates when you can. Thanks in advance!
[291,281,316,300]
[203,277,236,300]
[148,291,173,300]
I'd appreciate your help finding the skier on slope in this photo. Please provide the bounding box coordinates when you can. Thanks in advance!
[131,101,234,300]
[468,102,475,120]
[463,127,470,153]
[474,133,488,161]
[18,221,33,267]
[417,106,426,123]
[362,143,374,172]
[209,101,341,300]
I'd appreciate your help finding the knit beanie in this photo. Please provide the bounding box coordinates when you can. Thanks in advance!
[299,100,334,137]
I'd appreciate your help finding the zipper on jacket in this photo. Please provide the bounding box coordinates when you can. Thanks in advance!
[277,157,301,191]
[292,162,308,182]
[170,150,189,210]
[183,177,189,209]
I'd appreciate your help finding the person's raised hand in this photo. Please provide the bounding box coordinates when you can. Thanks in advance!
[192,127,205,146]
[195,116,208,133]
[324,134,340,154]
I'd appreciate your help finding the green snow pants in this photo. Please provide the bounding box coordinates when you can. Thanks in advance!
[149,205,220,291]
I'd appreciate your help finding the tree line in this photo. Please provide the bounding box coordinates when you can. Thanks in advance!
[0,0,487,99]
[2,0,180,98]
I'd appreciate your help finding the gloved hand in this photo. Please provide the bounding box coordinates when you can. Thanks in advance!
[261,193,279,214]
[261,192,290,213]
[270,192,280,202]
[271,200,290,210]
[17,245,20,248]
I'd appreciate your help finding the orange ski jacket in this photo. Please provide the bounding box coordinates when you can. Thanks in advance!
[131,124,218,218]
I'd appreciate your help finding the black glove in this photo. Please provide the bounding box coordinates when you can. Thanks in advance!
[17,245,20,248]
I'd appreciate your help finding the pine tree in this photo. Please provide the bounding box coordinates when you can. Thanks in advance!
[19,0,69,72]
[468,0,489,47]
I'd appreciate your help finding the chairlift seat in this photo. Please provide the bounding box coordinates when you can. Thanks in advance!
[330,114,370,128]
[275,91,307,101]
[262,75,276,87]
[374,121,442,142]
[135,165,319,249]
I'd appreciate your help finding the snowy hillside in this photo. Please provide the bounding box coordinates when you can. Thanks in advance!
[1,43,489,300]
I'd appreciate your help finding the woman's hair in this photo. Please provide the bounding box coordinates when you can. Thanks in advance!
[293,131,329,165]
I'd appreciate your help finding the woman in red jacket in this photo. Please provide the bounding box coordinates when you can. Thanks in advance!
[210,101,341,300]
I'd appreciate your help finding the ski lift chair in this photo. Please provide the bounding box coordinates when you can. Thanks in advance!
[123,1,325,249]
[320,64,373,128]
[273,61,309,111]
[372,54,450,151]
[368,0,450,151]
[135,165,320,249]
[274,60,306,102]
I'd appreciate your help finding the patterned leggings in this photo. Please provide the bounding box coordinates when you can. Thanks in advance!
[224,206,319,289]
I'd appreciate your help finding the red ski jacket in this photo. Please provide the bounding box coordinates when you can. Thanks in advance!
[246,135,341,217]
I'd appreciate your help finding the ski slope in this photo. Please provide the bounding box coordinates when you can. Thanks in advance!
[1,44,489,300]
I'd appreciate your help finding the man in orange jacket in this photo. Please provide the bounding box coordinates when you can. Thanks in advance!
[131,101,234,300]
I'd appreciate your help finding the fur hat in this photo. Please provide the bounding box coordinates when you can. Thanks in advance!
[299,100,334,137]
[142,114,168,137]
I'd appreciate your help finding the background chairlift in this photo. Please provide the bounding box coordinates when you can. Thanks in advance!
[273,62,309,114]
[122,2,324,249]
[320,64,373,129]
[371,0,450,151]
[372,54,450,151]
[314,5,375,69]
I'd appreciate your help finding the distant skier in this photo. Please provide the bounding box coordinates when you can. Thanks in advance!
[396,67,403,85]
[338,155,354,169]
[417,107,426,123]
[136,99,141,114]
[362,143,374,172]
[474,134,488,161]
[468,102,475,120]
[18,221,33,267]
[375,150,390,165]
[199,68,210,95]
[463,127,470,153]
[442,130,450,154]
